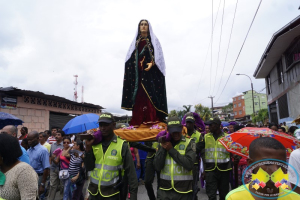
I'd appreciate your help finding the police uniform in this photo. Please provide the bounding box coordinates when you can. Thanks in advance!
[154,116,196,200]
[144,141,160,200]
[199,117,232,200]
[84,113,138,200]
[85,134,138,200]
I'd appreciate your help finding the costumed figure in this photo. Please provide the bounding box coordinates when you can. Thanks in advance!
[121,19,168,126]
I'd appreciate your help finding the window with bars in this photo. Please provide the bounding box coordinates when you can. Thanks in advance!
[285,36,300,68]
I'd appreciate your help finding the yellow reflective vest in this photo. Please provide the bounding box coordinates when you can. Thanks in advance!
[204,133,231,171]
[89,137,124,197]
[186,130,201,164]
[146,142,159,159]
[160,138,193,193]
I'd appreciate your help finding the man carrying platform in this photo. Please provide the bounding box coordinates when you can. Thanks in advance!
[184,114,203,199]
[154,116,196,200]
[84,113,138,200]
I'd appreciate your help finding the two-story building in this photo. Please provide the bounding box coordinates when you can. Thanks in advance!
[232,91,268,121]
[253,16,300,125]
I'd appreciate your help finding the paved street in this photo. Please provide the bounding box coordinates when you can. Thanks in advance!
[135,176,214,200]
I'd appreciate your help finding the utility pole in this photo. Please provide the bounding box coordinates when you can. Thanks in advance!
[208,96,215,117]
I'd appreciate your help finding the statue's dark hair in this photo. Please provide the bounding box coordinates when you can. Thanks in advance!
[136,19,151,41]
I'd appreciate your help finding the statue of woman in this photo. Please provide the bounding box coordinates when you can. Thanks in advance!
[121,19,168,126]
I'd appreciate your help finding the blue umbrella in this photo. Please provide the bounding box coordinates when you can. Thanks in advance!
[63,113,99,134]
[221,121,230,127]
[0,112,23,129]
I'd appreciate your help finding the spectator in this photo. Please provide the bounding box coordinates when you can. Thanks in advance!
[278,127,286,133]
[205,125,210,134]
[48,130,64,200]
[44,130,51,141]
[48,127,58,145]
[18,127,28,140]
[1,125,30,164]
[39,132,51,152]
[0,133,38,199]
[288,145,300,195]
[137,142,147,185]
[53,137,71,200]
[288,126,298,136]
[27,131,50,198]
[282,122,289,133]
[69,139,85,200]
[270,124,278,131]
[21,138,29,150]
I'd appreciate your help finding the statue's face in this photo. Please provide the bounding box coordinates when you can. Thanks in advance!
[139,20,148,34]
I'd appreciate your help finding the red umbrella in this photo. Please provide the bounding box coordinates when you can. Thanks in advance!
[219,127,300,158]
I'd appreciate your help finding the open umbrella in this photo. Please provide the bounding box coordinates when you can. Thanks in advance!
[62,113,99,134]
[221,122,230,127]
[0,112,23,129]
[219,127,300,158]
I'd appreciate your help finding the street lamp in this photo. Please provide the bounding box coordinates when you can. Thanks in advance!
[236,74,255,116]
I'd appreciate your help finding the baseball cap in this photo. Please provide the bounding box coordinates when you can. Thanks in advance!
[98,113,115,123]
[205,117,221,125]
[167,116,182,133]
[185,115,195,123]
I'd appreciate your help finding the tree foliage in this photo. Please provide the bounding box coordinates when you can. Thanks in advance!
[194,104,212,121]
[251,109,269,124]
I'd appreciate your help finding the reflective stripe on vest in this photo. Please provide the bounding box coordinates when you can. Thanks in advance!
[160,138,193,193]
[89,137,124,197]
[186,131,201,164]
[146,142,159,158]
[204,133,231,171]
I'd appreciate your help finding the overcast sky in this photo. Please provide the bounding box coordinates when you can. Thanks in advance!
[0,0,299,115]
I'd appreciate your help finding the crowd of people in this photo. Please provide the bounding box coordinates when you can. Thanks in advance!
[0,113,300,200]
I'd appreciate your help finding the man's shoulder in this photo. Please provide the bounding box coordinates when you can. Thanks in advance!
[225,185,252,200]
[290,149,300,157]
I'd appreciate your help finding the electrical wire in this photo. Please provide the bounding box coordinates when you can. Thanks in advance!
[215,0,263,104]
[194,0,222,103]
[212,0,226,95]
[215,0,238,96]
[209,0,214,96]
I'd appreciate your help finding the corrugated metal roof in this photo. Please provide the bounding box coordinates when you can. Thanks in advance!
[0,86,104,109]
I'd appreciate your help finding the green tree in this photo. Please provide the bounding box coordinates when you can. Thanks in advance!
[169,110,178,117]
[183,105,192,113]
[194,104,212,121]
[251,109,269,124]
[222,103,233,120]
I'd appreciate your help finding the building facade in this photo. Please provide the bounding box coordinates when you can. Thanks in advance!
[232,95,245,120]
[0,87,103,133]
[232,91,267,121]
[254,16,300,126]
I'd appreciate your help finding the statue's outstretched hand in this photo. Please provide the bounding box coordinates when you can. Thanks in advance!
[144,62,153,71]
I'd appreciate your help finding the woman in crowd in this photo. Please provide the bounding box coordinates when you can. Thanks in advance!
[0,133,38,200]
[54,137,72,200]
[69,139,85,200]
[18,127,28,140]
[21,138,29,150]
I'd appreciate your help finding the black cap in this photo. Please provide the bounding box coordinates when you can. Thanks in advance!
[185,115,195,123]
[98,112,115,123]
[204,117,221,125]
[167,116,182,133]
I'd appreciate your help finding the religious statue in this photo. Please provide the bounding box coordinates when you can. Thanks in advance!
[121,19,168,126]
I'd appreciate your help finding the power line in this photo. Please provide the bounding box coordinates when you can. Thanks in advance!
[215,0,263,104]
[194,0,222,103]
[209,0,214,96]
[212,0,226,95]
[215,0,239,96]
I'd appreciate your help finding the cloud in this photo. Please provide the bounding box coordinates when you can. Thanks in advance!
[0,0,299,116]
